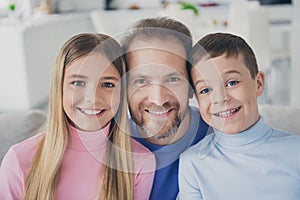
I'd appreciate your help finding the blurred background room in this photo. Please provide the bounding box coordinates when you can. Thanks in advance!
[0,0,299,112]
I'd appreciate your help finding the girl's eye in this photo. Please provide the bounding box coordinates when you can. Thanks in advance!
[102,82,115,88]
[199,88,212,94]
[72,81,85,86]
[226,80,239,87]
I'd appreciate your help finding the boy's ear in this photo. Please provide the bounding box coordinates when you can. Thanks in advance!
[256,71,265,96]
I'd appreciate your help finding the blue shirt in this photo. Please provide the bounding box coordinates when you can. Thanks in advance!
[130,106,209,200]
[178,117,300,200]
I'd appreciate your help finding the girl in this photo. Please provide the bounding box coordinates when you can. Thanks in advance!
[0,33,155,199]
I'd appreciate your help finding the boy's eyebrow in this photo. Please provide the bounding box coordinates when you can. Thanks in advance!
[224,70,241,75]
[193,69,242,87]
[194,79,207,87]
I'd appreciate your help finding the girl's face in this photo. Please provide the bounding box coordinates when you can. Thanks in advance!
[63,52,121,131]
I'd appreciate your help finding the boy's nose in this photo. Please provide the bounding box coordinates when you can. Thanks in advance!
[212,89,228,104]
[148,84,170,106]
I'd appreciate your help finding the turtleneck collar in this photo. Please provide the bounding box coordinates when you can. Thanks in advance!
[68,122,111,152]
[212,117,272,153]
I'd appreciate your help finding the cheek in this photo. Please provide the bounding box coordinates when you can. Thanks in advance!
[62,86,73,109]
[109,87,121,112]
[128,88,143,107]
[197,95,211,116]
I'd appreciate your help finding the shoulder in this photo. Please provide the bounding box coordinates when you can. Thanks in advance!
[181,133,215,158]
[130,138,156,173]
[11,133,43,155]
[0,133,43,195]
[130,137,153,155]
[271,128,300,144]
[6,133,44,171]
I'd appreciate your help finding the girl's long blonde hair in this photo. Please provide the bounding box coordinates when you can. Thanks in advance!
[23,33,134,200]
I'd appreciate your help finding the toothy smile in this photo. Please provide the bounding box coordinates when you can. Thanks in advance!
[79,108,104,115]
[214,106,241,118]
[146,109,170,116]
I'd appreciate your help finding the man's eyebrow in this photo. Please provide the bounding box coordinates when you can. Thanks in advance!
[165,72,183,77]
[129,71,150,78]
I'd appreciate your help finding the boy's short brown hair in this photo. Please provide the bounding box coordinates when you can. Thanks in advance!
[190,33,258,79]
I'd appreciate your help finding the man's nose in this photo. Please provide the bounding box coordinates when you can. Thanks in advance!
[148,83,170,106]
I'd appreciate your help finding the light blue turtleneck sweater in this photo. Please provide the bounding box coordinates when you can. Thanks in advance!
[177,117,300,200]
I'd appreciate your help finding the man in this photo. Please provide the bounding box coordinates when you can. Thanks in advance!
[121,17,209,200]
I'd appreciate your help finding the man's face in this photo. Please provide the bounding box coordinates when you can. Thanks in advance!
[126,38,191,144]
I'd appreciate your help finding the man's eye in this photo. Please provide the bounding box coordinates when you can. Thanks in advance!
[226,80,239,87]
[199,88,212,94]
[72,81,85,86]
[102,82,115,88]
[135,79,148,85]
[166,76,181,82]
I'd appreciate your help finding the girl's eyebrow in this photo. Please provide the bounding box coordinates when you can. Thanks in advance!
[68,74,87,79]
[101,76,119,81]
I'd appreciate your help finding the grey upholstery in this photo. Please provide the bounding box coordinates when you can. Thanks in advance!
[0,110,46,162]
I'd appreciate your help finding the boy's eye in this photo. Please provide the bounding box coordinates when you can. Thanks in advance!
[72,81,85,86]
[226,80,239,87]
[199,88,212,94]
[102,82,115,88]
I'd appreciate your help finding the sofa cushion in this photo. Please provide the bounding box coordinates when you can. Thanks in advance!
[259,104,300,135]
[0,110,47,162]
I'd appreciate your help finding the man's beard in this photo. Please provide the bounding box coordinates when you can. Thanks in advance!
[130,103,182,141]
[141,115,180,140]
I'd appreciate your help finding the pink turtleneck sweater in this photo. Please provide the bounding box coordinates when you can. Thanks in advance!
[0,123,155,200]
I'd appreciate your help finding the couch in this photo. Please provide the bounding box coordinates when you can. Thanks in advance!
[0,110,47,162]
[0,105,299,163]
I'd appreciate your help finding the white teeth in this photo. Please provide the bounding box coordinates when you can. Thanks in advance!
[80,108,102,115]
[148,110,168,115]
[215,107,239,118]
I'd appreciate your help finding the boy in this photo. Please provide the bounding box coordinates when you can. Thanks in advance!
[177,33,300,200]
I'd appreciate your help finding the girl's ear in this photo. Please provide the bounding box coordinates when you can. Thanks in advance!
[256,71,265,96]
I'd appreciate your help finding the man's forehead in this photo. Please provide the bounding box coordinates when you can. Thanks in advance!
[128,64,182,76]
[127,38,186,58]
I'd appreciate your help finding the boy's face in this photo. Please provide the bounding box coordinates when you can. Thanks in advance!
[192,54,264,134]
